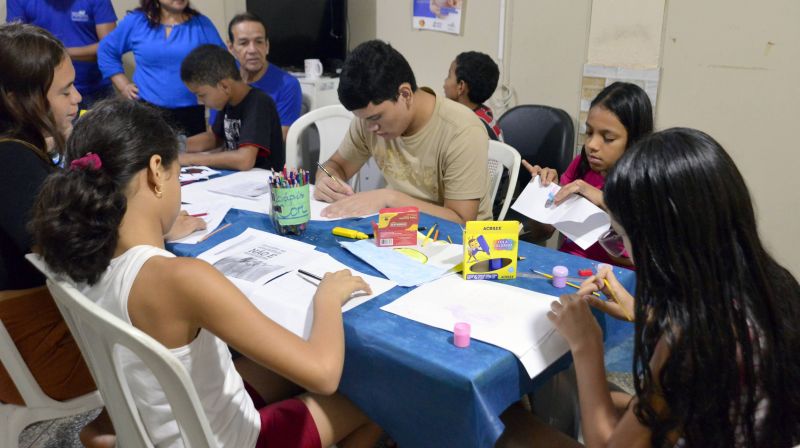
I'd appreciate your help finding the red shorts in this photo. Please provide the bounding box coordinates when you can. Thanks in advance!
[245,383,322,448]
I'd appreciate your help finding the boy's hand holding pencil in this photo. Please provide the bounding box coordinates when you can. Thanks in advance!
[314,162,355,203]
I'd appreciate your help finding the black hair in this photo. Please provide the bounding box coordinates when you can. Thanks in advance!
[454,51,499,105]
[136,0,199,27]
[180,44,241,86]
[576,82,653,179]
[337,40,418,111]
[227,11,268,42]
[31,98,179,285]
[604,128,800,447]
[0,22,68,158]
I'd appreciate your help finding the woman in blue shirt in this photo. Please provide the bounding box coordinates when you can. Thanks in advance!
[98,0,224,136]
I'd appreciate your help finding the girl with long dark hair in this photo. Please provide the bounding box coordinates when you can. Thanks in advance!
[547,128,800,447]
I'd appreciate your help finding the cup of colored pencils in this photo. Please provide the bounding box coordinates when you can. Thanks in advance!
[269,168,310,236]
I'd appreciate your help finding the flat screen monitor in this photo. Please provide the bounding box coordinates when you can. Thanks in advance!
[245,0,347,75]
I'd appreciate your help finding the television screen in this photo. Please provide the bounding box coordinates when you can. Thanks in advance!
[245,0,347,75]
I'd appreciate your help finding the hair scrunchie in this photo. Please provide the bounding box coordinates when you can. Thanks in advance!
[69,152,102,171]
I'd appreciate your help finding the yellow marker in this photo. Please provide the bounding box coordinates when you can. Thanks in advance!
[421,224,437,247]
[604,279,633,322]
[332,227,369,240]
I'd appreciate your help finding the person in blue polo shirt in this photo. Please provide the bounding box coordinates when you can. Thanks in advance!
[211,12,302,141]
[6,0,117,110]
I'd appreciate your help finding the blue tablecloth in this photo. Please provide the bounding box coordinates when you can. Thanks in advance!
[169,210,635,447]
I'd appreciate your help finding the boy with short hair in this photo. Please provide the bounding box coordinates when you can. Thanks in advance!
[314,40,491,224]
[443,51,503,141]
[180,44,284,171]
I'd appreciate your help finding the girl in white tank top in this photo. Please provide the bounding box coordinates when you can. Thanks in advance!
[30,98,382,448]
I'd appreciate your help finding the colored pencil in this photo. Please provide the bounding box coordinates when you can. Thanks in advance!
[531,270,601,297]
[421,224,437,247]
[316,162,343,186]
[198,223,232,243]
[297,269,323,282]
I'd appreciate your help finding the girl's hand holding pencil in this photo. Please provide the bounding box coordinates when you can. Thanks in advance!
[577,268,635,322]
[315,269,373,306]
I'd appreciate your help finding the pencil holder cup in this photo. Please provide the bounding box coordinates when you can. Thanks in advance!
[269,183,310,236]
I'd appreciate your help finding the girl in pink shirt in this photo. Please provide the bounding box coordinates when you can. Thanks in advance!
[523,82,653,266]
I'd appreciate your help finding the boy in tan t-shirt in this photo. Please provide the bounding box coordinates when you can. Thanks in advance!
[313,40,491,224]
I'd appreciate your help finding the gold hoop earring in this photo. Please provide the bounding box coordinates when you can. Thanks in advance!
[154,184,163,198]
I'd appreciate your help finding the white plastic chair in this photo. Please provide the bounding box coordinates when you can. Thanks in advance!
[286,104,386,192]
[488,140,522,220]
[285,104,353,169]
[26,255,218,448]
[0,317,102,448]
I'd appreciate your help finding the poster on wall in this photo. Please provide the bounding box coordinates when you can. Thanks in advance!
[412,0,464,35]
[577,64,660,148]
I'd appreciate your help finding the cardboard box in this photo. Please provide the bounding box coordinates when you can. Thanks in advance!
[372,206,419,247]
[463,221,519,280]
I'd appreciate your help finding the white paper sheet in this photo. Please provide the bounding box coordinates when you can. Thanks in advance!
[170,202,232,244]
[208,181,269,200]
[511,176,610,249]
[340,234,462,287]
[381,275,568,378]
[181,169,272,213]
[308,185,378,221]
[233,253,396,339]
[197,228,318,285]
[181,172,373,220]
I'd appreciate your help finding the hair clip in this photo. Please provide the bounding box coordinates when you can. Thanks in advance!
[69,152,102,171]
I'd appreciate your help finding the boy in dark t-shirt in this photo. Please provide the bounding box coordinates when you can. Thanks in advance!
[180,44,284,171]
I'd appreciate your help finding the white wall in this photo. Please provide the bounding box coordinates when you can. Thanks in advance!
[366,1,592,119]
[372,1,500,100]
[657,0,800,274]
[587,0,664,68]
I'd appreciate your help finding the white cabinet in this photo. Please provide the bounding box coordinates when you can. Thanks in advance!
[298,76,341,112]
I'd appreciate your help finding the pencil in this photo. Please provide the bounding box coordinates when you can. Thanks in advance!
[316,162,343,186]
[297,269,323,282]
[433,228,439,241]
[421,224,437,247]
[604,279,633,322]
[531,270,601,297]
[198,222,232,243]
[189,213,208,218]
[447,235,453,244]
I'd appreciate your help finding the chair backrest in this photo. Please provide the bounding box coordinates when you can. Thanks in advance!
[497,105,575,195]
[285,104,354,170]
[25,255,217,448]
[487,140,522,221]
